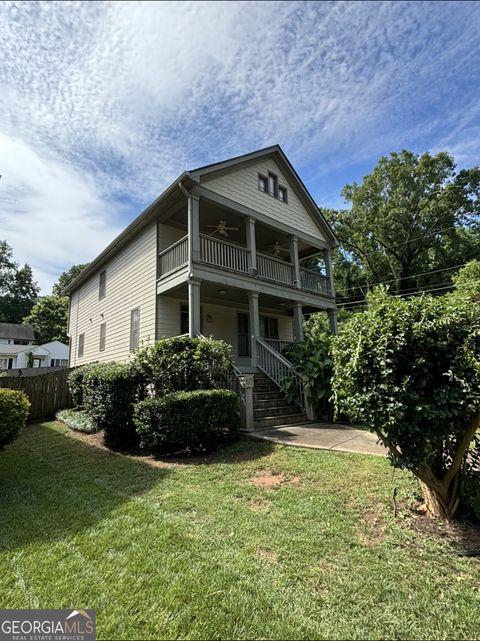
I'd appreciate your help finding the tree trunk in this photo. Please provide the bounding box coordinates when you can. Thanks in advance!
[418,479,457,521]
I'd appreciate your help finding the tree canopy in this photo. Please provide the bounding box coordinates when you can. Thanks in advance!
[22,295,69,345]
[0,241,39,323]
[328,150,480,304]
[331,285,480,521]
[52,264,88,296]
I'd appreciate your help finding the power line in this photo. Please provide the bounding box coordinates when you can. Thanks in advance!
[337,283,456,309]
[335,262,469,298]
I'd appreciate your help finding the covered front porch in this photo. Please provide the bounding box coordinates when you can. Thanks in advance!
[156,279,332,371]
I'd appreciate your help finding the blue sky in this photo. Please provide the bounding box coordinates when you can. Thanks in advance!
[0,0,479,292]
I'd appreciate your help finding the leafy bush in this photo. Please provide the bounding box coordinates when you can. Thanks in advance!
[68,364,94,407]
[133,389,239,455]
[83,362,141,449]
[332,288,480,521]
[56,408,98,433]
[133,335,233,394]
[0,388,30,451]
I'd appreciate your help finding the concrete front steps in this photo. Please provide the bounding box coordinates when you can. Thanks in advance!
[253,372,308,429]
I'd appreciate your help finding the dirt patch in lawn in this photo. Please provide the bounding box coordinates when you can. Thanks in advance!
[250,469,301,488]
[357,509,387,545]
[408,507,480,556]
[257,547,278,562]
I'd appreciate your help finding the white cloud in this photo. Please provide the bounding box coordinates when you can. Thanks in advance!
[0,0,479,291]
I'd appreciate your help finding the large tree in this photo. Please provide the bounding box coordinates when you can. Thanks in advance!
[329,151,480,302]
[0,241,39,323]
[52,264,87,296]
[22,295,69,345]
[22,264,86,344]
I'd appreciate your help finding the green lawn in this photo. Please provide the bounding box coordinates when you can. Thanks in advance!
[1,422,479,640]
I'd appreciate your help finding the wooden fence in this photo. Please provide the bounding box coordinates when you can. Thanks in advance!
[0,368,73,420]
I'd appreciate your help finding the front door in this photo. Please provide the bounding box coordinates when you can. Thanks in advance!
[237,312,250,357]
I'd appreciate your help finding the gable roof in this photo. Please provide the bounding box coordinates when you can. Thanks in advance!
[65,145,337,294]
[189,145,338,245]
[0,323,34,341]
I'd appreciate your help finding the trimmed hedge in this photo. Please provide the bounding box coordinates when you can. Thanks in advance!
[83,362,141,449]
[0,388,30,451]
[68,364,94,407]
[133,389,239,455]
[133,336,233,394]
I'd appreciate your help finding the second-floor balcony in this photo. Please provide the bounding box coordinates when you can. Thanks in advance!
[158,233,332,296]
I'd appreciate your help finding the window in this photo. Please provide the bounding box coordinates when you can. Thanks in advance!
[99,322,106,352]
[0,358,8,370]
[51,359,68,367]
[14,339,30,345]
[268,173,278,197]
[258,172,287,202]
[130,308,140,351]
[258,175,267,192]
[99,269,106,300]
[260,316,279,340]
[78,333,85,358]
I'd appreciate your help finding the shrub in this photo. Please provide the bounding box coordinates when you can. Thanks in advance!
[0,388,30,451]
[332,288,480,521]
[83,362,141,449]
[68,364,94,407]
[133,335,233,394]
[56,408,98,434]
[133,389,239,455]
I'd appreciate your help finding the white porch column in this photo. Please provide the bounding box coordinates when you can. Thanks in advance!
[324,249,335,296]
[188,278,201,337]
[188,194,201,265]
[328,308,338,336]
[290,236,301,289]
[293,301,304,342]
[248,291,260,367]
[246,217,257,275]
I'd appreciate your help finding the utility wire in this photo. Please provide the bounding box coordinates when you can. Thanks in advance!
[337,283,456,309]
[335,262,469,298]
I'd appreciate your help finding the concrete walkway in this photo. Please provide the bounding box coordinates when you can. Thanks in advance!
[249,422,387,456]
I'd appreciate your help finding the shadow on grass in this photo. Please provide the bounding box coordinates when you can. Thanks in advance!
[0,422,170,552]
[0,424,277,552]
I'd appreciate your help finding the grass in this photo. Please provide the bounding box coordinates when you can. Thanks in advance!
[0,422,479,640]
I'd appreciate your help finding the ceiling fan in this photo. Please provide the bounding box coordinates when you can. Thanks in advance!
[206,220,239,238]
[267,241,290,258]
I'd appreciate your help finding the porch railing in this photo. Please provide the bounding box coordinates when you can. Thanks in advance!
[256,338,306,413]
[263,338,297,355]
[300,267,331,295]
[257,252,295,286]
[200,234,249,274]
[158,235,188,277]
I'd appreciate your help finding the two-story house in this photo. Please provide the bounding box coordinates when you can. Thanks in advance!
[66,146,338,429]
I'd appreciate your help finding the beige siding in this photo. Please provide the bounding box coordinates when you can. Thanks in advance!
[157,223,186,252]
[69,222,157,366]
[202,158,325,241]
[156,296,182,338]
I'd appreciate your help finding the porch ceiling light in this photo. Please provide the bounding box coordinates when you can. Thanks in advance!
[278,301,286,307]
[218,289,227,295]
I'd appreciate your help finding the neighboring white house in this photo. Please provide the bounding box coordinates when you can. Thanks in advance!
[65,145,338,429]
[0,323,69,370]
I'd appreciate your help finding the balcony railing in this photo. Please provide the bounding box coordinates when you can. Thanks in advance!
[257,252,295,286]
[158,234,332,296]
[300,267,331,295]
[200,234,249,274]
[158,235,188,277]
